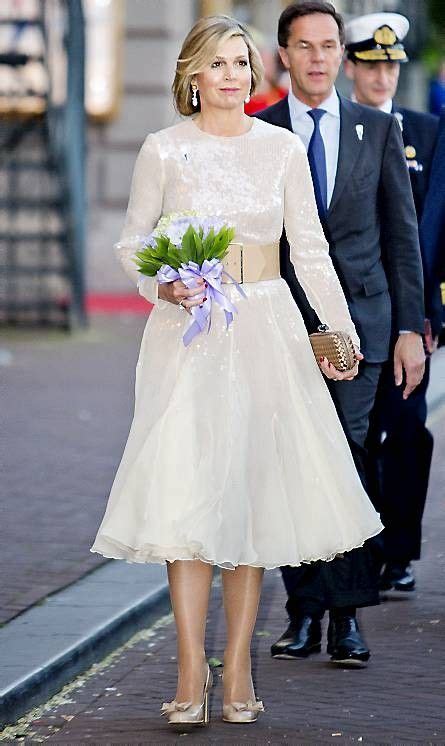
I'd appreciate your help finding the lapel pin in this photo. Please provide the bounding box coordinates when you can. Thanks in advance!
[355,124,364,141]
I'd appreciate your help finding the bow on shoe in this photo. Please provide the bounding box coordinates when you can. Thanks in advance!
[160,700,192,716]
[230,700,265,713]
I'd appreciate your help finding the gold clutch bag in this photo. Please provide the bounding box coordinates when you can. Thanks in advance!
[309,325,357,372]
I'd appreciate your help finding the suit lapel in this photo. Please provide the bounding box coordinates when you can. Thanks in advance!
[271,97,293,132]
[328,97,365,216]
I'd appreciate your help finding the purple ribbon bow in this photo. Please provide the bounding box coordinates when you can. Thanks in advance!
[157,259,246,347]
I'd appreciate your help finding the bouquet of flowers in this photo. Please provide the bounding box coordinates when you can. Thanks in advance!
[134,213,245,346]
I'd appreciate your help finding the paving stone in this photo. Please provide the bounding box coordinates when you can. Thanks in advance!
[1,317,146,625]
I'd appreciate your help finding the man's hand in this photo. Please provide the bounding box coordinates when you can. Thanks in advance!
[393,332,425,400]
[424,319,439,356]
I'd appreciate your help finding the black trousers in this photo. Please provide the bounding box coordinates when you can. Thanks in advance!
[366,356,433,563]
[281,362,383,618]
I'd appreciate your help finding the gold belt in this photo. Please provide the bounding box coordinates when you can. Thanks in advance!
[222,242,280,284]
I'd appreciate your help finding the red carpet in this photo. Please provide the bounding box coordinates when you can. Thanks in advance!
[86,293,152,314]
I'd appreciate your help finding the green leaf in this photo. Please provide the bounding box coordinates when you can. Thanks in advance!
[135,260,154,272]
[218,247,230,261]
[155,234,171,251]
[181,225,198,263]
[167,248,183,269]
[212,232,230,259]
[194,232,204,265]
[202,230,215,260]
[135,262,160,277]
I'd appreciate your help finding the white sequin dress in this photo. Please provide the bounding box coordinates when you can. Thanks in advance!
[91,118,382,569]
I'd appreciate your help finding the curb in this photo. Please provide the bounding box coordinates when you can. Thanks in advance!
[0,563,169,729]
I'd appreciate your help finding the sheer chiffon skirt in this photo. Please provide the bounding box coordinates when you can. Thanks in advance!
[91,279,382,570]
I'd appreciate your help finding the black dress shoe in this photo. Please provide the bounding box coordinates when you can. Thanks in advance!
[379,562,416,592]
[327,615,370,667]
[271,616,322,659]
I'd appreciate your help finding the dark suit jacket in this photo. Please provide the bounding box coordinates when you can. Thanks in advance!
[394,106,442,336]
[419,109,445,336]
[256,95,425,362]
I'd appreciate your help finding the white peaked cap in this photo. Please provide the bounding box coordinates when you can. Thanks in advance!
[345,12,410,46]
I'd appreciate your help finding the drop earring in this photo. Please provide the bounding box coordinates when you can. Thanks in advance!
[244,93,251,104]
[191,84,198,108]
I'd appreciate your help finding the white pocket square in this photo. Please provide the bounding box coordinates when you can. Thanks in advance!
[356,124,364,141]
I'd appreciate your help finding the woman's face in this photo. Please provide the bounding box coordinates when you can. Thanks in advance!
[194,35,252,114]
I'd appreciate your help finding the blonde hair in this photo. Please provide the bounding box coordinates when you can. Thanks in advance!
[172,15,264,116]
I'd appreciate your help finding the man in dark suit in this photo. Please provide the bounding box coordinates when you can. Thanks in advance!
[256,1,425,666]
[343,12,441,594]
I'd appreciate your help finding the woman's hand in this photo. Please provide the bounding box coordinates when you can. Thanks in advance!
[319,347,364,382]
[158,278,206,313]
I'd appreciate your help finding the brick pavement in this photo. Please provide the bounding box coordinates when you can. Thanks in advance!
[2,409,444,744]
[1,316,146,624]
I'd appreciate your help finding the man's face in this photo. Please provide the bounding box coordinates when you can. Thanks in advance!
[279,13,344,104]
[344,59,400,107]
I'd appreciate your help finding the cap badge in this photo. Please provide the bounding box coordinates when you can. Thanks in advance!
[373,26,397,47]
[355,124,364,141]
[405,145,416,159]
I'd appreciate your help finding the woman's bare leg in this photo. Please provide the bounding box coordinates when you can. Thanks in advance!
[167,559,213,702]
[222,565,264,704]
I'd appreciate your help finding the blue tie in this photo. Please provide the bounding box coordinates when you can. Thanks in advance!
[307,108,328,220]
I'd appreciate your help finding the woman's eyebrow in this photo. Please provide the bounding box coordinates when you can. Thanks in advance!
[213,55,248,60]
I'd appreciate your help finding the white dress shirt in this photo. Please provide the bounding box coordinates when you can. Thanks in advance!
[288,87,341,207]
[351,92,393,114]
[378,98,393,114]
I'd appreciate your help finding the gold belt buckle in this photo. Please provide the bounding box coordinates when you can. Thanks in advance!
[224,242,244,284]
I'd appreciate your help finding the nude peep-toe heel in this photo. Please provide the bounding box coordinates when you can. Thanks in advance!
[222,698,265,723]
[161,665,213,726]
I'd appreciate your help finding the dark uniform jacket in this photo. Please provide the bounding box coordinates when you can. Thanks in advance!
[420,108,445,286]
[393,106,441,336]
[256,95,425,362]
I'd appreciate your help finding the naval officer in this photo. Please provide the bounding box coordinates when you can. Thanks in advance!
[344,12,440,593]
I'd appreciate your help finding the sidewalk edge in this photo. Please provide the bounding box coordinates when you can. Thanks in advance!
[0,583,170,729]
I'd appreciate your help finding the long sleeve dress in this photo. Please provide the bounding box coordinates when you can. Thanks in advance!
[91,117,382,570]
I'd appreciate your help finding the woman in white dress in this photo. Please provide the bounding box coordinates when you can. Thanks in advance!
[91,15,382,727]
